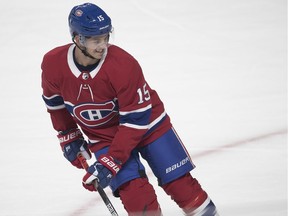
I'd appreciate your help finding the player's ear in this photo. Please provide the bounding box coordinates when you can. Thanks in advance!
[73,35,80,44]
[73,34,86,48]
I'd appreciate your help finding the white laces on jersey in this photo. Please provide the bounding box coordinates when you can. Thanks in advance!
[77,84,94,101]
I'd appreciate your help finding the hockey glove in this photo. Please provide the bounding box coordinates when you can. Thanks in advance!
[82,154,121,191]
[58,128,91,169]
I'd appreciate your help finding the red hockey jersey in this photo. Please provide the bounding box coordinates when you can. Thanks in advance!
[41,44,171,164]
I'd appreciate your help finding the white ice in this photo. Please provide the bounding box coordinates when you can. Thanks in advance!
[0,0,286,215]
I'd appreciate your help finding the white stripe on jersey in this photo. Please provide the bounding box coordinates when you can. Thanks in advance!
[42,94,61,100]
[120,111,166,130]
[64,101,75,106]
[120,123,149,130]
[45,104,66,110]
[119,104,152,115]
[148,111,166,129]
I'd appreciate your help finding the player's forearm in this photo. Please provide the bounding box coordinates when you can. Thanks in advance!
[49,108,78,132]
[108,125,148,164]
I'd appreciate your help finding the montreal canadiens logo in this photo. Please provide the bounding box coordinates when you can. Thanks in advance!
[73,101,118,127]
[75,9,83,17]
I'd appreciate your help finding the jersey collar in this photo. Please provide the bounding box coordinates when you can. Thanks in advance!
[67,44,108,79]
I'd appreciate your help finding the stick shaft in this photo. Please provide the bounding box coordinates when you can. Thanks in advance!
[77,154,119,216]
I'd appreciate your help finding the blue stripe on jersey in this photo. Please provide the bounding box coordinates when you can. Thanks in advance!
[42,94,65,110]
[119,108,151,129]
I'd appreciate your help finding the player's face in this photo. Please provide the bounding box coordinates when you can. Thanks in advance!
[84,34,109,59]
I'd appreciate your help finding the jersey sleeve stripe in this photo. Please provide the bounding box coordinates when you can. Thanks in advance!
[120,111,167,131]
[119,104,152,115]
[119,108,151,127]
[44,104,66,110]
[42,94,65,110]
[120,122,149,129]
[148,111,167,129]
[42,94,62,100]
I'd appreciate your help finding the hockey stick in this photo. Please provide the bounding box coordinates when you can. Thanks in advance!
[77,154,119,216]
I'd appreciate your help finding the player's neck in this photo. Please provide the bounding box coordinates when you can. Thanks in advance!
[74,46,100,67]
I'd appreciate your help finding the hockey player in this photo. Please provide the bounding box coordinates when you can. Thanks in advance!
[41,3,218,215]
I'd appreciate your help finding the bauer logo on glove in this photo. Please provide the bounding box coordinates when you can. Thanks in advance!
[82,154,122,191]
[100,156,120,174]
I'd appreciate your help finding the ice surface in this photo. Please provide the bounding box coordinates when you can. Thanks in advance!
[0,0,286,215]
